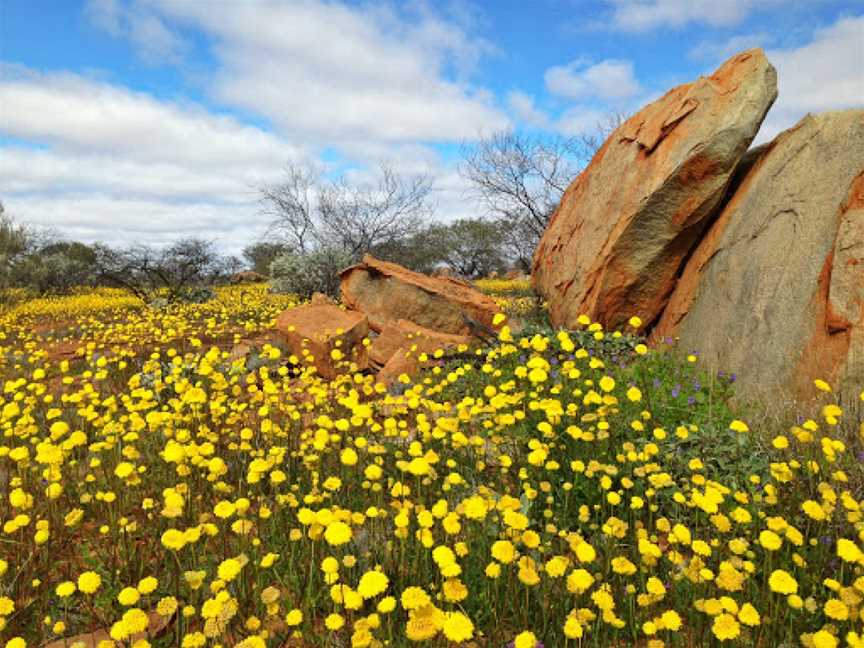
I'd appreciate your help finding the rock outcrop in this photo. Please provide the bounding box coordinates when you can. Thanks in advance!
[652,110,864,402]
[275,303,369,379]
[532,49,778,332]
[340,255,501,335]
[370,319,476,387]
[269,256,504,386]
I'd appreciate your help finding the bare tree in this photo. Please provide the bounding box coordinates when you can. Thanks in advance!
[575,111,629,158]
[94,238,235,303]
[459,113,627,271]
[259,162,434,260]
[259,164,320,254]
[318,165,434,258]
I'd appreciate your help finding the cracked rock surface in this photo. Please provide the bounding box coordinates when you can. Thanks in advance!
[531,49,778,333]
[653,109,864,403]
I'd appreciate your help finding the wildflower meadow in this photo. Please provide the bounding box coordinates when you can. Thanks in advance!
[0,282,862,647]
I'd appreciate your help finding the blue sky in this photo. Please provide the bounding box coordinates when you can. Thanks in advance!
[1,0,862,252]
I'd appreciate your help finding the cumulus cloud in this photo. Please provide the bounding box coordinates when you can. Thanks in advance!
[689,33,775,61]
[555,107,610,137]
[757,15,864,141]
[507,91,551,129]
[5,0,511,250]
[85,0,186,64]
[9,194,266,251]
[0,62,483,252]
[147,0,509,145]
[0,66,301,252]
[605,0,786,32]
[544,59,642,101]
[0,67,299,171]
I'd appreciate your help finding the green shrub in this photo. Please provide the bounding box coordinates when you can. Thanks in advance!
[269,247,353,299]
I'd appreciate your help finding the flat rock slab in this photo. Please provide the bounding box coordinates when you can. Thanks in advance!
[275,303,369,379]
[532,49,777,332]
[370,318,475,367]
[653,109,864,403]
[340,255,501,335]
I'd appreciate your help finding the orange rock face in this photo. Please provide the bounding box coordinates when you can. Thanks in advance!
[369,319,472,367]
[274,303,369,379]
[653,110,864,403]
[340,255,501,335]
[371,319,475,387]
[532,49,777,332]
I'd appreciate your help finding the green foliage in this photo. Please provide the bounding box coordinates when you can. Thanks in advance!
[158,286,216,305]
[269,247,354,299]
[11,241,99,295]
[242,242,291,276]
[428,218,509,278]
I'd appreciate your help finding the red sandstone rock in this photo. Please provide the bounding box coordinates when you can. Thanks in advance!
[275,303,369,379]
[340,255,501,335]
[531,49,777,332]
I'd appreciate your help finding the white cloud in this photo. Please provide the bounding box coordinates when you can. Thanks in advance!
[606,0,785,32]
[689,33,774,61]
[545,59,642,100]
[10,194,265,252]
[757,15,864,142]
[85,0,123,35]
[0,149,260,200]
[6,1,512,251]
[85,0,186,64]
[507,91,551,129]
[146,0,509,145]
[0,67,303,252]
[555,106,609,137]
[0,64,483,253]
[0,67,299,172]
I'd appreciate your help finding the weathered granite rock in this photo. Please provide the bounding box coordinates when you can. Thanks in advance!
[371,319,475,387]
[653,110,864,402]
[370,318,473,367]
[532,49,777,332]
[275,303,369,378]
[340,255,500,335]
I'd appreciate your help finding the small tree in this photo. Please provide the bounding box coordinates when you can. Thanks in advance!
[269,247,353,299]
[429,218,508,278]
[367,225,448,274]
[242,242,291,276]
[94,238,235,303]
[260,162,435,261]
[12,241,99,294]
[0,202,30,292]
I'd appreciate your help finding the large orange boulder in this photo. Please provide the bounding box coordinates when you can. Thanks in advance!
[340,255,501,335]
[653,110,864,402]
[275,304,369,379]
[532,49,777,332]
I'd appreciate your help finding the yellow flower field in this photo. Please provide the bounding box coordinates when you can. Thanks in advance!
[0,283,862,647]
